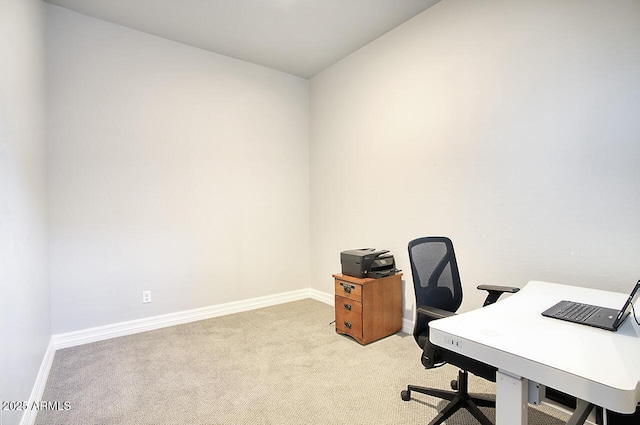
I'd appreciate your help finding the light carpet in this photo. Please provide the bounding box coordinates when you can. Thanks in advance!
[36,299,569,424]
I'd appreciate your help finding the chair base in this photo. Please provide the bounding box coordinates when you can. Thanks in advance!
[401,369,494,425]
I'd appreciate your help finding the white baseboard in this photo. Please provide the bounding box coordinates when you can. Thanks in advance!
[19,339,56,425]
[52,288,323,350]
[307,287,334,306]
[21,290,325,425]
[19,289,420,425]
[21,290,594,425]
[402,317,414,335]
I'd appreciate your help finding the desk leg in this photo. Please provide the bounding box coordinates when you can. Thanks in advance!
[496,370,528,425]
[566,400,595,425]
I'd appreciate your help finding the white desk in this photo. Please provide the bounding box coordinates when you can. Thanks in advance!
[429,281,640,425]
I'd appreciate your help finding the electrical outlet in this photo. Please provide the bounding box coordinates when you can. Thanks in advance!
[142,290,151,304]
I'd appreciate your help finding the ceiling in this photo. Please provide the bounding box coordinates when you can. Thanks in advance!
[44,0,441,78]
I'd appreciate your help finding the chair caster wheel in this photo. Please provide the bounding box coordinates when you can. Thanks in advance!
[451,380,458,390]
[401,390,411,401]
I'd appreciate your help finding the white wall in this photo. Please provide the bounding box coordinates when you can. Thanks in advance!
[310,0,640,318]
[46,5,310,334]
[8,0,637,419]
[0,1,50,424]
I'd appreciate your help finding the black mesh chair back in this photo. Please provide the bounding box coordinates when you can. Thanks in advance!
[408,236,462,347]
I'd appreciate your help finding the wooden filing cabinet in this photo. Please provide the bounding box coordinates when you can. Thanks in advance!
[333,273,403,345]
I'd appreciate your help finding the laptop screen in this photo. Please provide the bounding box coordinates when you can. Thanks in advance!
[613,280,640,327]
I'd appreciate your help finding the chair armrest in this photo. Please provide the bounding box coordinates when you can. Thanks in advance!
[477,284,520,307]
[417,305,456,320]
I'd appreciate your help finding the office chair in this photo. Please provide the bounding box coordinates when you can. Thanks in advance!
[401,236,519,425]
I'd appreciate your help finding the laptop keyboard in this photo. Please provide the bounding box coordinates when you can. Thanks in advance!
[553,302,600,322]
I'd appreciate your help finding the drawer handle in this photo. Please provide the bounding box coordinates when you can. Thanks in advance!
[340,282,355,294]
[344,303,351,311]
[344,321,352,329]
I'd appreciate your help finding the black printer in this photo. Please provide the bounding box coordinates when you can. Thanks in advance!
[340,248,399,278]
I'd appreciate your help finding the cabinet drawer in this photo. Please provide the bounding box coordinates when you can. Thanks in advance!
[335,295,363,339]
[334,279,362,302]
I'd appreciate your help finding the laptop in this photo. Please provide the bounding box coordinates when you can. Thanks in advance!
[541,280,640,331]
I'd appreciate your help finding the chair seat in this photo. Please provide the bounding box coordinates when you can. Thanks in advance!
[417,330,497,383]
